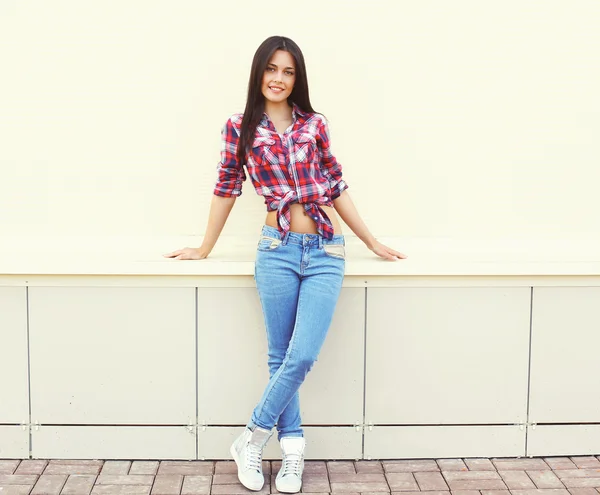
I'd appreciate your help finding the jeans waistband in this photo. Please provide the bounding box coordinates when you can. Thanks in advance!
[261,225,345,247]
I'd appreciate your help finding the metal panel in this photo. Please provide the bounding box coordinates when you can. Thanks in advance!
[366,287,531,424]
[33,426,195,459]
[527,425,600,456]
[28,287,196,424]
[197,288,364,425]
[198,426,362,460]
[529,287,600,423]
[0,426,30,459]
[0,287,29,423]
[364,425,525,459]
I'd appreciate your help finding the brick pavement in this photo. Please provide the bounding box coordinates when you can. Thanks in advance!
[0,457,599,495]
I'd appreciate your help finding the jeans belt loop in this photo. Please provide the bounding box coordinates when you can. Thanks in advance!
[318,235,323,249]
[282,230,290,246]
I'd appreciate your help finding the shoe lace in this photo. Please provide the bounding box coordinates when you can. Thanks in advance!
[245,442,263,472]
[281,453,302,477]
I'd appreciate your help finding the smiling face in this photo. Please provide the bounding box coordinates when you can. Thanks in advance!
[261,49,296,104]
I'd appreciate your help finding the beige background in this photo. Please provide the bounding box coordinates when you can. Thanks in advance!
[1,0,599,241]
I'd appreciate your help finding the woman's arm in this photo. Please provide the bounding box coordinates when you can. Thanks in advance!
[163,195,237,260]
[165,116,244,260]
[333,190,407,261]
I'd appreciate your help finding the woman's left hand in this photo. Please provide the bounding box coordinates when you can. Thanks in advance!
[370,241,407,261]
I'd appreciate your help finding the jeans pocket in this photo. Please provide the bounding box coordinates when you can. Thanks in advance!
[323,243,346,260]
[257,235,283,252]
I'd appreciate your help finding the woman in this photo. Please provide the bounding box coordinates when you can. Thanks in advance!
[165,36,406,493]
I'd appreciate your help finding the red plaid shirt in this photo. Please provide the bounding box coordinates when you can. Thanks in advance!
[213,104,348,240]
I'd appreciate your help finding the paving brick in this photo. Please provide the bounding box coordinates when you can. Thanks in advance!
[214,461,272,474]
[544,459,578,471]
[443,472,501,481]
[100,464,130,476]
[61,475,97,495]
[96,476,153,486]
[43,467,100,477]
[510,490,569,495]
[355,462,383,474]
[330,475,386,484]
[0,463,21,476]
[129,464,159,477]
[385,473,418,491]
[299,475,330,493]
[437,460,468,471]
[327,462,355,474]
[464,459,495,471]
[390,492,448,495]
[213,464,236,475]
[562,480,600,489]
[181,476,211,495]
[47,463,102,467]
[329,481,389,492]
[451,491,481,495]
[91,486,151,495]
[31,475,67,495]
[480,491,511,495]
[446,479,507,490]
[213,463,271,476]
[209,481,270,494]
[492,459,550,471]
[567,489,599,495]
[157,463,213,476]
[303,462,327,475]
[527,471,565,489]
[498,471,536,489]
[383,460,439,473]
[15,462,47,476]
[414,472,449,491]
[212,476,239,486]
[555,471,600,480]
[151,475,183,495]
[0,476,39,486]
[0,486,34,495]
[571,459,600,470]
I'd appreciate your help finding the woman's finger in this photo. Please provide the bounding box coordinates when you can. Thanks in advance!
[392,250,407,259]
[378,248,397,261]
[163,250,181,258]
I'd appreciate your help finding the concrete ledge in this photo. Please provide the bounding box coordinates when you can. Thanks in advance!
[1,235,600,276]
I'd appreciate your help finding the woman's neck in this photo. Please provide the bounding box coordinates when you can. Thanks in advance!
[264,100,293,122]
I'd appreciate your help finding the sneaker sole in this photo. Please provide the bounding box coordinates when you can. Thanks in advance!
[230,443,264,491]
[275,480,302,494]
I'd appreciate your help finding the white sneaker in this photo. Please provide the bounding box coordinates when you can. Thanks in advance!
[230,426,273,491]
[275,437,305,493]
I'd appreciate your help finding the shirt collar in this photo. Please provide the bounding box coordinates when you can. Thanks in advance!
[291,102,307,121]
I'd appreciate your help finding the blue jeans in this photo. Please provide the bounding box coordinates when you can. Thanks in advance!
[247,225,346,440]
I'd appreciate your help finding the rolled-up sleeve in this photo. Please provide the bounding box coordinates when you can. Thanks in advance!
[213,116,246,197]
[317,116,348,200]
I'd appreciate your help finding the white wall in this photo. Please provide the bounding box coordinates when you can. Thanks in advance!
[1,0,599,241]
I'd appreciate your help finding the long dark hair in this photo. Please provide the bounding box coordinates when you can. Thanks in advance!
[237,36,317,166]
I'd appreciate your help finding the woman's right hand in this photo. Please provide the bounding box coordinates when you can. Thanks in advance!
[163,247,209,260]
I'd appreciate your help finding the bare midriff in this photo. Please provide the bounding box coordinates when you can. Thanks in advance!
[265,203,342,235]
